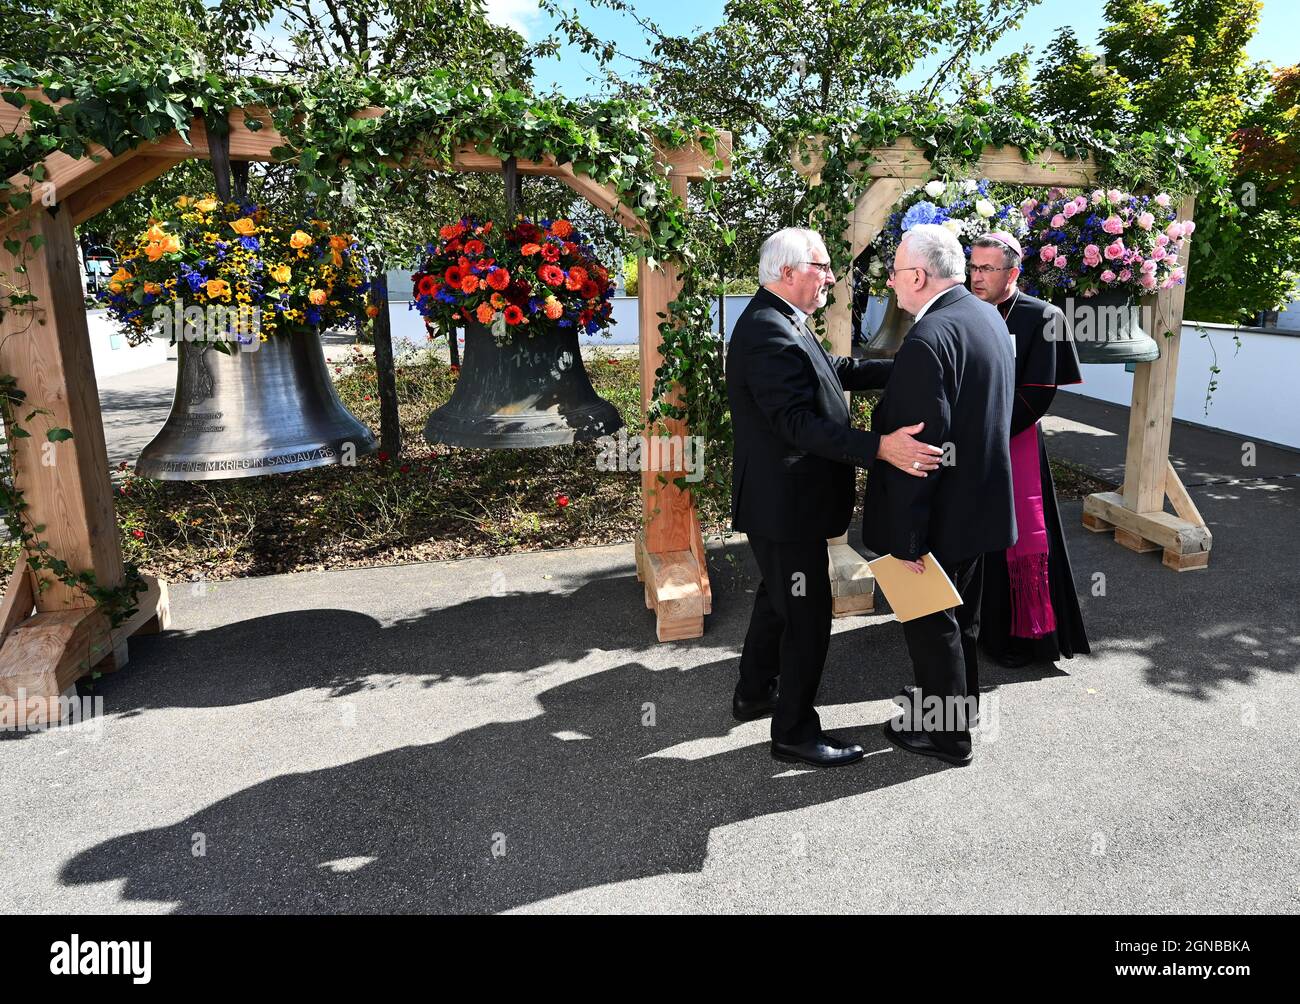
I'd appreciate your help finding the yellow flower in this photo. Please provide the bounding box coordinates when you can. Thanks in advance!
[195,198,219,212]
[110,267,132,283]
[205,279,231,299]
[145,224,167,242]
[160,234,182,254]
[270,264,292,284]
[308,288,327,306]
[289,230,313,249]
[175,196,192,209]
[229,217,257,236]
[144,243,167,262]
[143,282,162,295]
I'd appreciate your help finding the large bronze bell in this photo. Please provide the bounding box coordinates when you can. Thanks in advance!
[424,321,623,448]
[1058,291,1161,365]
[862,293,914,359]
[136,334,378,480]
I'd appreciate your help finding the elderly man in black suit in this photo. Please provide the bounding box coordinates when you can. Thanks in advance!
[862,222,1017,766]
[726,227,944,768]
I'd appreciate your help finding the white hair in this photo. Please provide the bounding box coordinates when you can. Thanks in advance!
[901,224,966,280]
[758,227,826,285]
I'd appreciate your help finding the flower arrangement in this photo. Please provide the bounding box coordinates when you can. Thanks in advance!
[101,194,370,346]
[1020,187,1192,298]
[865,177,1028,294]
[410,216,615,340]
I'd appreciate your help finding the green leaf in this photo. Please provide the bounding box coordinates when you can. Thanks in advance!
[46,428,73,442]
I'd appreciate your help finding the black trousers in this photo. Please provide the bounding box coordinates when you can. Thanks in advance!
[737,534,831,744]
[898,553,984,755]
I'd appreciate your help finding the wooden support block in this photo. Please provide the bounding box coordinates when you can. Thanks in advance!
[1163,548,1210,572]
[1081,511,1112,533]
[1084,492,1213,555]
[833,591,876,618]
[1114,527,1161,553]
[637,541,706,642]
[136,578,171,635]
[1,566,36,640]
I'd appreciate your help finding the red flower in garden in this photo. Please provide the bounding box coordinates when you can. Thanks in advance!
[132,529,145,539]
[439,224,464,240]
[504,304,525,325]
[520,242,542,257]
[538,264,564,287]
[464,239,485,256]
[540,243,560,262]
[556,494,570,508]
[486,267,511,290]
[444,265,464,287]
[507,278,532,306]
[417,275,438,296]
[549,220,573,239]
[565,266,589,291]
[378,451,390,462]
[444,239,462,254]
[580,279,601,300]
[562,242,578,257]
[579,308,594,326]
[460,274,480,294]
[450,363,460,374]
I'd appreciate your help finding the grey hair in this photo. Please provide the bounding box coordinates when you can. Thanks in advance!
[758,227,826,285]
[972,233,1022,270]
[900,223,967,280]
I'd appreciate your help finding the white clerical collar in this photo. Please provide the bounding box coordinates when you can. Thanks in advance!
[765,287,808,327]
[913,284,960,322]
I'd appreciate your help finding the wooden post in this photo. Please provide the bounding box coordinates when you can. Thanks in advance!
[633,172,711,641]
[1082,195,1212,569]
[0,204,170,723]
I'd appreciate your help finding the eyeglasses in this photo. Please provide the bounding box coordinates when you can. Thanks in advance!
[968,264,1014,275]
[887,265,925,279]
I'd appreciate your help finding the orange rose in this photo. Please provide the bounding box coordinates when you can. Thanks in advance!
[289,230,313,249]
[329,234,351,251]
[229,217,257,236]
[195,198,219,212]
[365,304,381,318]
[308,288,328,305]
[145,224,167,242]
[205,279,231,299]
[143,282,163,295]
[144,243,167,262]
[160,234,182,254]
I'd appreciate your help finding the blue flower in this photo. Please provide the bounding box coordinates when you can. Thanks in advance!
[239,236,260,251]
[901,201,942,231]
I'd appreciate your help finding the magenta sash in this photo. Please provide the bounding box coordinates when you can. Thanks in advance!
[1007,425,1056,638]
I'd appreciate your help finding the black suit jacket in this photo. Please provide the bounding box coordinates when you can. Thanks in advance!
[727,286,892,542]
[860,285,1017,563]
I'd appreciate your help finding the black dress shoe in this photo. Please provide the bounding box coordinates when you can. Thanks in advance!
[894,685,979,728]
[881,723,972,766]
[771,733,866,768]
[733,682,779,722]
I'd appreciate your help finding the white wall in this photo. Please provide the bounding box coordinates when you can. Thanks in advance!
[387,294,1300,452]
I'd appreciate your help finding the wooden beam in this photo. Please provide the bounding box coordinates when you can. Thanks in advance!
[1164,460,1205,527]
[0,566,35,640]
[1082,491,1212,554]
[1123,195,1195,514]
[68,156,185,226]
[554,163,647,236]
[0,204,125,609]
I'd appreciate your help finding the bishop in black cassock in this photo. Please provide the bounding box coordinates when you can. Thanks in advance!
[969,233,1090,667]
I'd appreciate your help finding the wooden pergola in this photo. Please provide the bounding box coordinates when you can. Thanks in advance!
[793,137,1212,612]
[0,95,731,722]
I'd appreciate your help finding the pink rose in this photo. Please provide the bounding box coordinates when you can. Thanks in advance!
[1137,212,1155,230]
[1184,220,1196,235]
[1102,215,1126,235]
[1063,202,1079,218]
[1107,188,1123,204]
[1053,255,1067,268]
[1156,234,1170,247]
[1051,214,1067,228]
[1101,269,1117,283]
[1020,198,1038,215]
[1104,239,1125,260]
[1151,246,1167,262]
[1074,196,1088,210]
[1083,244,1102,267]
[1170,267,1186,284]
[1139,272,1157,290]
[1039,244,1057,263]
[1165,221,1184,239]
[1091,190,1105,205]
[1141,258,1157,273]
[1155,193,1171,208]
[1118,268,1132,282]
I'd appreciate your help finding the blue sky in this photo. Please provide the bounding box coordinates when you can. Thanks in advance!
[484,0,1299,96]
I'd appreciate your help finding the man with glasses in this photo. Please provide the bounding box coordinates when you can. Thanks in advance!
[863,223,1017,766]
[726,227,943,768]
[968,232,1090,669]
